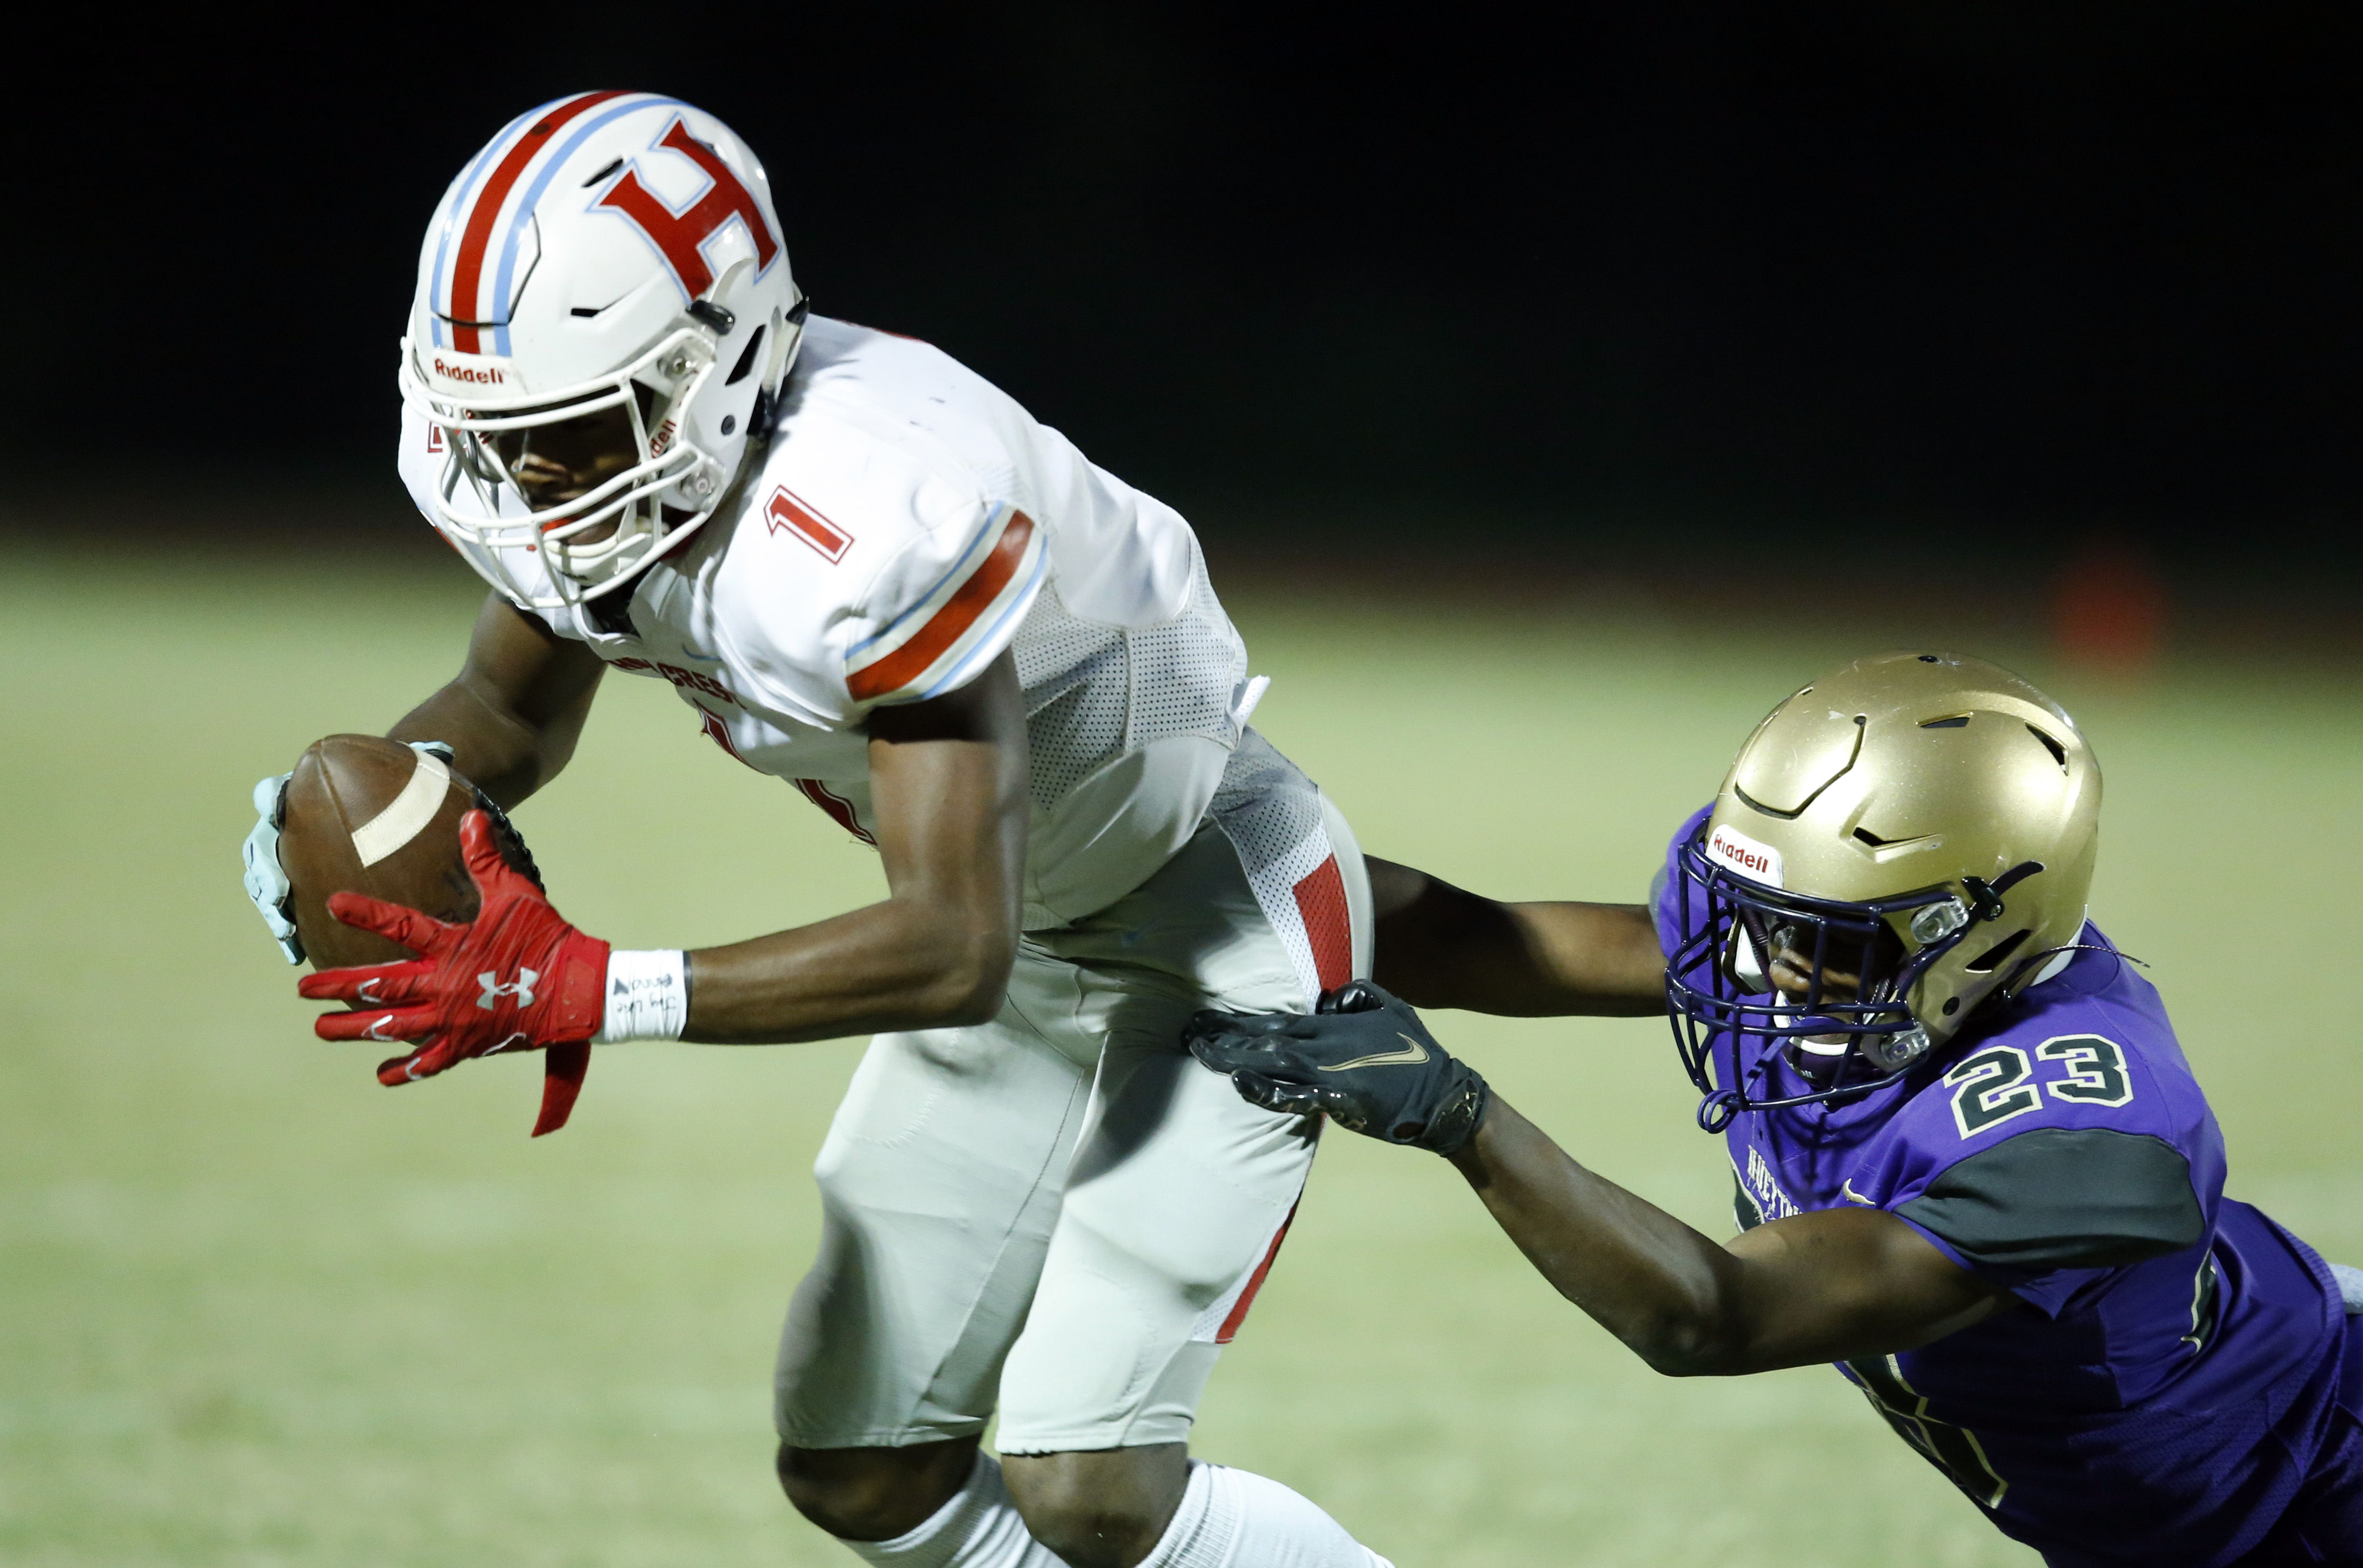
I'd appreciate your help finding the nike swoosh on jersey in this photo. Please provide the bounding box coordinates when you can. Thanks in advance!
[1319,1033,1432,1072]
[1841,1178,1877,1205]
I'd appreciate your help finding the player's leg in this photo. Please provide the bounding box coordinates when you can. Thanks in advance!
[772,948,1099,1546]
[994,1027,1325,1565]
[988,1444,1190,1565]
[2242,1298,2363,1561]
[776,1439,984,1544]
[994,749,1389,1566]
[995,1098,1388,1568]
[809,1446,1073,1568]
[1003,1448,1386,1568]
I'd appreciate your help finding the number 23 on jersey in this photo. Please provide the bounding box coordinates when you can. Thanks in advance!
[1943,1034,2135,1138]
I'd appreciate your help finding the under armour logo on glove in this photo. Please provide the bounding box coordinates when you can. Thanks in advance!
[477,968,539,1010]
[299,812,610,1136]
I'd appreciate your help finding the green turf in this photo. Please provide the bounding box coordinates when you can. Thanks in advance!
[3,544,2356,1566]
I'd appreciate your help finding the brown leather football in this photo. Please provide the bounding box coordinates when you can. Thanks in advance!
[277,735,536,970]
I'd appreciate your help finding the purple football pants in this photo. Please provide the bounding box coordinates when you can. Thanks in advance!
[2240,1310,2363,1565]
[2038,1312,2363,1567]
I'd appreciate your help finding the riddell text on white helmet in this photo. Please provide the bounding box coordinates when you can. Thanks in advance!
[431,357,509,386]
[398,91,804,611]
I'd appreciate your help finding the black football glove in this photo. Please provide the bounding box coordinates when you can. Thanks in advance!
[1183,980,1489,1155]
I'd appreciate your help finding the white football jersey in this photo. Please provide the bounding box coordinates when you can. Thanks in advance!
[398,317,1259,928]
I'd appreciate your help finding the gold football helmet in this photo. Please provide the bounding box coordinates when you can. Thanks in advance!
[1664,650,2101,1129]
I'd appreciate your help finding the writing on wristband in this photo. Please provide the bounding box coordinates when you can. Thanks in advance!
[594,950,689,1043]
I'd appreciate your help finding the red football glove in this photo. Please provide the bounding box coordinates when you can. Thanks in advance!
[298,811,607,1136]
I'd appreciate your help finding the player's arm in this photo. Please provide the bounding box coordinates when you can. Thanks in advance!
[1184,984,2015,1374]
[1367,856,1663,1017]
[679,649,1029,1044]
[388,592,607,808]
[290,648,1024,1134]
[1445,1096,2014,1375]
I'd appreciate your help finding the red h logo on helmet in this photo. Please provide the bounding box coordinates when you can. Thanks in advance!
[595,119,780,300]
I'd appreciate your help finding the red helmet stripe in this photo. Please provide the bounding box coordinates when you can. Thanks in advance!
[448,90,634,353]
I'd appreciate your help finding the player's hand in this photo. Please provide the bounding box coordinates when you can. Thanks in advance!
[1183,979,1491,1155]
[296,811,608,1135]
[241,770,303,965]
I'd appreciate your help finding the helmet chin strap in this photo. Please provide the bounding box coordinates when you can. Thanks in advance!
[1793,1023,1924,1073]
[565,430,772,635]
[1996,939,2145,1004]
[1862,1023,1930,1071]
[1803,864,2045,1087]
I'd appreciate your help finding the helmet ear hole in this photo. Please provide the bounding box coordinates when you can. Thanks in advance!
[1964,928,2032,974]
[725,326,766,386]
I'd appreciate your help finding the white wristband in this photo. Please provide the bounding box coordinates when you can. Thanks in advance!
[594,950,690,1043]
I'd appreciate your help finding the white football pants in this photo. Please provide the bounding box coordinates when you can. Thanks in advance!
[776,738,1369,1454]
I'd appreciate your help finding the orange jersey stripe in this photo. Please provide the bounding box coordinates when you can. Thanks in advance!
[846,511,1036,702]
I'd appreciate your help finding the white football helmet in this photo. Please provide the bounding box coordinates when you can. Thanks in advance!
[397,91,805,609]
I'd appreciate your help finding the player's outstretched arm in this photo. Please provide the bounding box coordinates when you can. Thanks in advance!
[678,650,1030,1044]
[388,593,607,808]
[1185,984,2015,1373]
[1367,856,1664,1017]
[1447,1096,2016,1375]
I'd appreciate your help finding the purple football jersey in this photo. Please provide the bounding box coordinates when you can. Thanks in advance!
[1654,807,2351,1564]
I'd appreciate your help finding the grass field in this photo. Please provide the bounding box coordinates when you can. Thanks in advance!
[4,541,2357,1567]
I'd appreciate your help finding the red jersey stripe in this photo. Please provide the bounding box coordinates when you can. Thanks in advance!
[1291,854,1354,995]
[448,91,632,352]
[1215,1200,1300,1344]
[795,778,877,845]
[846,511,1036,702]
[697,708,758,770]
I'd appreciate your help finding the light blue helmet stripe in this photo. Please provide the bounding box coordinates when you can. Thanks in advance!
[428,101,546,322]
[489,95,684,357]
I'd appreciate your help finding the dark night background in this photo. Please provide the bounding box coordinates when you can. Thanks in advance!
[10,3,2357,601]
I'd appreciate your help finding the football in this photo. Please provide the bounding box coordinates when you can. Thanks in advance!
[276,734,537,970]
